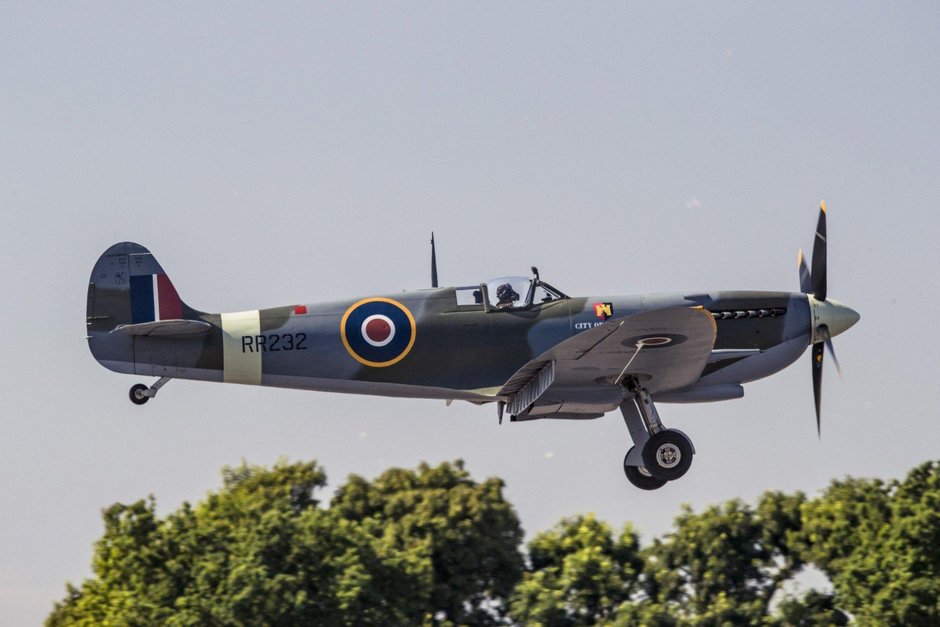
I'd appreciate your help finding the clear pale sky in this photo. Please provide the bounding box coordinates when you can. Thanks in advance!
[2,3,939,623]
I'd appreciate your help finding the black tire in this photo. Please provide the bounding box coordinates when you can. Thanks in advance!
[642,429,693,481]
[623,448,667,490]
[129,384,150,405]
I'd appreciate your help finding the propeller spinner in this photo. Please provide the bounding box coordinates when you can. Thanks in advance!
[798,202,860,436]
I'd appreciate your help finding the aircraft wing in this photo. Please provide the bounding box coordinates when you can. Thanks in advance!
[499,307,717,420]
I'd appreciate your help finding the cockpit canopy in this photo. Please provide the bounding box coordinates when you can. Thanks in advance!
[454,272,568,311]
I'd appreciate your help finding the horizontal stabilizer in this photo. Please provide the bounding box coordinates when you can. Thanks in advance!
[111,319,211,337]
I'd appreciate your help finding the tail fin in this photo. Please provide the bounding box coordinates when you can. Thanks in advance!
[88,243,213,376]
[87,242,202,333]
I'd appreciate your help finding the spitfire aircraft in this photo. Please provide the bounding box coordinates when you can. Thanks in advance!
[86,204,858,489]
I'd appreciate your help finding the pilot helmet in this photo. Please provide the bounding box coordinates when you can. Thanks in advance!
[497,283,517,302]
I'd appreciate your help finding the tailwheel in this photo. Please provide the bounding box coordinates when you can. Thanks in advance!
[129,383,150,405]
[642,429,693,481]
[623,448,667,490]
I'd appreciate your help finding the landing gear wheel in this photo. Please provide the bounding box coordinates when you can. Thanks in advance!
[623,448,667,490]
[129,384,150,405]
[642,429,693,481]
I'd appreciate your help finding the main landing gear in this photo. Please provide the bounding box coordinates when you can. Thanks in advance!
[128,377,172,405]
[620,379,694,490]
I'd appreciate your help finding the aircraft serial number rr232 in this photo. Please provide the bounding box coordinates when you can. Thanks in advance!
[241,333,307,353]
[86,205,859,490]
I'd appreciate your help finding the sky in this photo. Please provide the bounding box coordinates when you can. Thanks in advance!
[2,2,939,623]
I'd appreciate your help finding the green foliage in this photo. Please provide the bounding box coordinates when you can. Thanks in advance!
[636,492,815,625]
[48,459,940,626]
[509,492,845,627]
[509,514,643,626]
[803,461,940,625]
[775,590,848,626]
[49,461,419,625]
[331,460,524,624]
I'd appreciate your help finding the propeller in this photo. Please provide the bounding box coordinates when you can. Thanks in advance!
[797,249,812,294]
[430,232,439,288]
[798,201,858,437]
[811,202,827,300]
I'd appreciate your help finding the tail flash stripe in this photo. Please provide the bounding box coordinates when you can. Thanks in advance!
[157,274,183,320]
[130,275,156,324]
[130,273,182,323]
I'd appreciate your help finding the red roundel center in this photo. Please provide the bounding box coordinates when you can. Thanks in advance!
[365,317,392,343]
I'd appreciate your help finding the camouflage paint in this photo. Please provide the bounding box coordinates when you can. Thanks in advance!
[86,242,834,406]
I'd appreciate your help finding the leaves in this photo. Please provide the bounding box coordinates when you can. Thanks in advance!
[48,459,940,626]
[510,514,643,626]
[331,460,524,624]
[802,461,940,624]
[48,460,436,626]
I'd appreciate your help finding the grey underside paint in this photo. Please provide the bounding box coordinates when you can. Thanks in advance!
[94,359,496,401]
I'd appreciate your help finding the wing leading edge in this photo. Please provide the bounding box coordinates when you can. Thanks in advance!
[500,307,717,420]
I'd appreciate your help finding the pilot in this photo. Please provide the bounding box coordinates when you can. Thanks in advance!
[496,283,520,309]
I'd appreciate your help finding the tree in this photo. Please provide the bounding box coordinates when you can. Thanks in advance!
[774,590,848,626]
[803,461,940,625]
[633,491,849,626]
[330,460,524,624]
[48,457,940,626]
[506,492,844,626]
[509,514,643,626]
[48,461,432,626]
[49,459,524,627]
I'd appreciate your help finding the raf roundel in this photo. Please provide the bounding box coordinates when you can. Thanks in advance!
[341,298,417,367]
[362,315,394,347]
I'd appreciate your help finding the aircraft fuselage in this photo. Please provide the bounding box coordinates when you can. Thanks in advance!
[88,278,812,404]
[85,210,860,491]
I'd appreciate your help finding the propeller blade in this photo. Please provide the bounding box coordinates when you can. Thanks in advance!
[797,249,812,294]
[430,232,439,288]
[811,201,827,300]
[819,324,843,379]
[812,341,824,437]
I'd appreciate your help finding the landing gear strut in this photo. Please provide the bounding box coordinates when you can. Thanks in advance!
[128,377,172,405]
[620,378,694,489]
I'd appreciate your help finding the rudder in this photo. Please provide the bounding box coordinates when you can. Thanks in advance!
[87,242,200,330]
[87,242,215,378]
